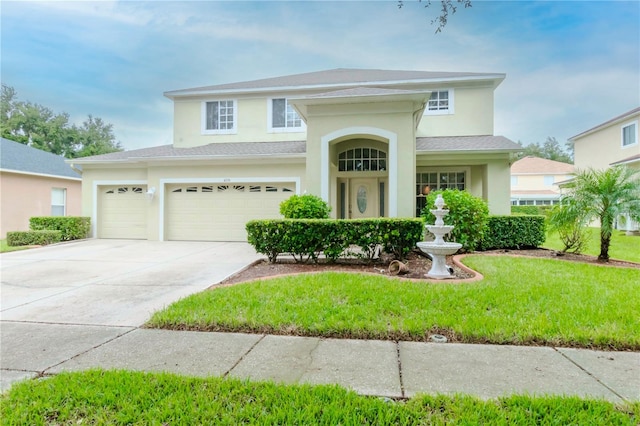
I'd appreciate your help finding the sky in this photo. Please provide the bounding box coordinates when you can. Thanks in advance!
[1,0,639,152]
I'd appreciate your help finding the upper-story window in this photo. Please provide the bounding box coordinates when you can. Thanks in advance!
[202,100,236,134]
[425,89,454,115]
[622,122,637,147]
[544,175,555,186]
[269,98,304,132]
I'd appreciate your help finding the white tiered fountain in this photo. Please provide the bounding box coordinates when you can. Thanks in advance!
[417,194,462,279]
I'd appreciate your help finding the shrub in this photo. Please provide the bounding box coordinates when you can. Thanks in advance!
[279,194,331,219]
[421,190,489,252]
[29,217,90,241]
[246,218,423,263]
[6,230,62,246]
[547,205,590,253]
[480,215,546,250]
[511,205,554,216]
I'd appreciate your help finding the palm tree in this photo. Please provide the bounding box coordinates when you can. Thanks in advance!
[561,166,640,261]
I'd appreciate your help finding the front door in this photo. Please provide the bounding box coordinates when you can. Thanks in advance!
[349,178,378,219]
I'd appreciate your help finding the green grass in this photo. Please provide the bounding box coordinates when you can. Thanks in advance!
[543,228,640,263]
[0,239,30,253]
[147,256,640,350]
[2,370,638,425]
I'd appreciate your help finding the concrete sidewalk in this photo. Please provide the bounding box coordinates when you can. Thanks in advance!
[2,321,638,403]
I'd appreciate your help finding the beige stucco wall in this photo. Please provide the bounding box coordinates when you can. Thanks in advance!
[512,174,570,191]
[81,160,305,240]
[416,85,495,137]
[172,84,497,149]
[574,112,639,170]
[0,171,82,238]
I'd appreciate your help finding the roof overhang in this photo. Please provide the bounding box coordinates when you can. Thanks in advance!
[0,168,82,181]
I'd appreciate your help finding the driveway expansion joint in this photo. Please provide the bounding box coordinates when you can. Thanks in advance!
[395,341,405,399]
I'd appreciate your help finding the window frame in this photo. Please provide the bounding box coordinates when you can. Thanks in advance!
[424,89,455,116]
[415,167,469,216]
[621,121,638,148]
[201,99,237,135]
[267,98,305,133]
[51,187,66,216]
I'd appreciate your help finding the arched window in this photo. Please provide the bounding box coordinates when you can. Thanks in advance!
[338,148,387,172]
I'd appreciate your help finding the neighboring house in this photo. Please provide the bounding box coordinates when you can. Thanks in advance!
[571,107,640,171]
[0,137,82,238]
[569,107,640,233]
[69,68,520,242]
[510,156,574,206]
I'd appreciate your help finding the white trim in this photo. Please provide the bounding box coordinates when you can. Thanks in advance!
[423,88,455,116]
[321,127,398,217]
[92,180,147,238]
[158,176,301,241]
[201,99,237,135]
[621,120,638,148]
[0,168,81,181]
[267,98,306,133]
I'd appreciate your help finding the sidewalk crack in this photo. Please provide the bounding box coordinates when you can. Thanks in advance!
[396,341,405,399]
[224,334,266,377]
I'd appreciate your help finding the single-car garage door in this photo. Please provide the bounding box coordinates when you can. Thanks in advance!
[165,182,295,241]
[98,185,148,239]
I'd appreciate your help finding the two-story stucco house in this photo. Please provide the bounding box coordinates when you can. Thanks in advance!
[70,68,520,241]
[510,156,574,206]
[569,107,640,233]
[570,107,640,171]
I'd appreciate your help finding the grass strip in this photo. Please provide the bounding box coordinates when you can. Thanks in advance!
[147,256,640,350]
[2,370,638,425]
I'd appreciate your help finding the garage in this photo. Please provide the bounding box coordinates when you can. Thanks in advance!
[98,185,148,239]
[165,182,295,241]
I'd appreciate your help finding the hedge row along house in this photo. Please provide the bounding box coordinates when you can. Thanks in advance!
[69,68,520,242]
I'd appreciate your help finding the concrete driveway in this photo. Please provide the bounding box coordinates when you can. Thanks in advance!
[1,239,261,326]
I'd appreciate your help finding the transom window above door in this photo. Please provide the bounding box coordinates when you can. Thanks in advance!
[338,148,387,172]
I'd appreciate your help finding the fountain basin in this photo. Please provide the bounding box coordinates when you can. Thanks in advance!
[416,241,462,279]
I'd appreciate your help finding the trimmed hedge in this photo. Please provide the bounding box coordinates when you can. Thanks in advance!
[29,217,90,241]
[246,218,423,263]
[480,215,546,250]
[6,230,62,246]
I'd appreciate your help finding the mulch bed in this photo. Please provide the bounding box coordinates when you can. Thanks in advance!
[219,248,640,286]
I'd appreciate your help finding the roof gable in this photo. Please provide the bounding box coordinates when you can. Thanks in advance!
[0,138,80,179]
[569,106,640,141]
[164,68,505,98]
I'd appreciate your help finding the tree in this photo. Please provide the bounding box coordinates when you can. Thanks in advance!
[398,0,472,33]
[513,137,573,164]
[0,84,122,158]
[559,166,640,261]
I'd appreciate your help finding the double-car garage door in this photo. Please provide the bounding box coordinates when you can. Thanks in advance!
[98,182,294,241]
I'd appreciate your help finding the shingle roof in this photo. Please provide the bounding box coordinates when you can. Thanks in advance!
[416,135,520,153]
[71,141,307,163]
[0,137,81,179]
[165,68,505,97]
[569,106,640,140]
[74,136,519,164]
[511,156,574,174]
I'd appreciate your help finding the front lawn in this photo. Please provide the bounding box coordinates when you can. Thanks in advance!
[147,256,640,350]
[0,239,29,253]
[544,228,640,263]
[2,370,638,425]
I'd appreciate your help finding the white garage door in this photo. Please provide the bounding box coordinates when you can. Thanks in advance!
[165,182,295,241]
[98,185,148,239]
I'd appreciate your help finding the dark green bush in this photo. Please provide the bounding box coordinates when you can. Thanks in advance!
[480,215,546,250]
[6,230,62,246]
[246,218,423,263]
[29,217,90,241]
[279,194,331,219]
[421,190,489,252]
